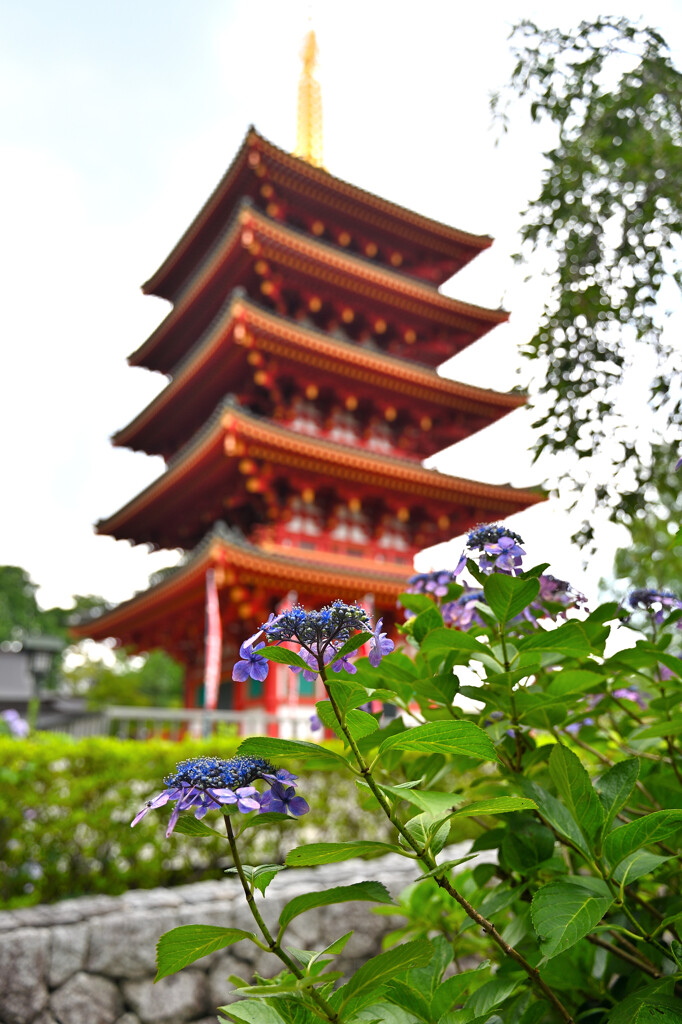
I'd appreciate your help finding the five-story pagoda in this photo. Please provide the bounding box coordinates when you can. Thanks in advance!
[80,34,543,713]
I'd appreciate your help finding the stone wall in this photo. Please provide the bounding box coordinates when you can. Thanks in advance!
[0,847,470,1024]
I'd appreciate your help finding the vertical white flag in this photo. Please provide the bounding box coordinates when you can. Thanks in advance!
[203,569,222,710]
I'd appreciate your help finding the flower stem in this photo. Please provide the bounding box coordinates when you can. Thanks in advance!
[320,671,575,1024]
[222,813,341,1023]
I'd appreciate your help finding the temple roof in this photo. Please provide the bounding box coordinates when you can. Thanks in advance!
[129,202,508,375]
[97,399,545,549]
[73,523,410,655]
[114,293,526,456]
[142,126,494,301]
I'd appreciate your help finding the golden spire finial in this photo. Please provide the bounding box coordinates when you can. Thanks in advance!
[294,29,324,168]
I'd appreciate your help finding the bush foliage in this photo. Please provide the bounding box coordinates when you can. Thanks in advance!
[0,735,391,907]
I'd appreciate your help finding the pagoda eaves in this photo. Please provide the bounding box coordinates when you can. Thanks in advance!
[97,399,544,550]
[142,127,494,301]
[129,201,508,375]
[114,294,526,459]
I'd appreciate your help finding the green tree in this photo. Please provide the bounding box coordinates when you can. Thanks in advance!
[495,17,682,550]
[66,647,184,709]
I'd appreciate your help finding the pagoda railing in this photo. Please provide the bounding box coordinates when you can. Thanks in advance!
[39,704,316,741]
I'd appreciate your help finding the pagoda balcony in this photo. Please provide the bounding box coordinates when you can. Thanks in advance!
[97,399,545,553]
[115,294,525,460]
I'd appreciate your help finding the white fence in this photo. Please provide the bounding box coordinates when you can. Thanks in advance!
[43,704,317,741]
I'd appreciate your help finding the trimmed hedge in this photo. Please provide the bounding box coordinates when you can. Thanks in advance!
[0,734,391,908]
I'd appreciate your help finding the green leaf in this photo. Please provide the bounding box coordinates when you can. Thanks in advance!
[531,879,613,959]
[607,987,682,1024]
[519,780,590,857]
[483,574,539,624]
[420,627,490,657]
[329,632,372,666]
[634,717,682,740]
[612,849,672,885]
[219,999,288,1024]
[595,758,639,833]
[224,863,284,896]
[258,645,309,670]
[517,621,593,656]
[546,669,604,696]
[453,797,538,818]
[237,736,349,768]
[412,605,444,642]
[398,592,440,615]
[404,812,451,856]
[279,881,393,931]
[314,701,377,742]
[373,782,463,817]
[378,721,498,762]
[548,744,604,843]
[465,975,522,1016]
[156,925,256,981]
[430,963,491,1019]
[171,815,223,838]
[331,940,433,1012]
[603,810,682,870]
[286,841,401,866]
[501,820,555,871]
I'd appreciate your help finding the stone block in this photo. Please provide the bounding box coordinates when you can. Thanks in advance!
[49,922,89,987]
[0,926,49,1024]
[50,972,122,1024]
[123,970,208,1023]
[207,950,251,1008]
[120,890,183,911]
[87,909,178,979]
[115,1015,141,1024]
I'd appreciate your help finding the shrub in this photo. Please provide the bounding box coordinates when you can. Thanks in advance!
[0,734,391,907]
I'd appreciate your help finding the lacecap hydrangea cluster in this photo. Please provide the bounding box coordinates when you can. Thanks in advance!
[232,600,395,685]
[405,524,586,628]
[131,755,308,837]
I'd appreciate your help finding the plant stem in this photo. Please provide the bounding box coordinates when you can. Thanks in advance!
[222,813,341,1023]
[320,671,575,1024]
[586,935,662,979]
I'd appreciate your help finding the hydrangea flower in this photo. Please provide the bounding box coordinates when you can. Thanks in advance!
[454,523,526,577]
[627,589,682,628]
[260,780,309,816]
[442,587,487,629]
[232,640,269,683]
[1,709,29,738]
[131,755,308,837]
[406,570,453,597]
[369,618,395,667]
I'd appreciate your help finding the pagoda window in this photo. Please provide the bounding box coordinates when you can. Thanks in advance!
[326,408,360,445]
[365,418,396,455]
[329,504,369,546]
[284,496,323,538]
[285,397,322,436]
[377,515,412,552]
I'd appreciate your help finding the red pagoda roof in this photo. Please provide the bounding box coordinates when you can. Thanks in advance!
[74,524,411,658]
[97,400,545,549]
[114,294,526,457]
[129,203,508,375]
[142,126,493,301]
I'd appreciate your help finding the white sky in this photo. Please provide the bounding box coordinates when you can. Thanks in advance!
[2,0,682,612]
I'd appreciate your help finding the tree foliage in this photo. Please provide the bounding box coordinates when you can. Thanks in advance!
[495,17,682,549]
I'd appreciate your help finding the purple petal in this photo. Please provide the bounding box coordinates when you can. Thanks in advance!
[232,660,252,682]
[287,796,310,816]
[131,805,151,827]
[166,803,182,837]
[250,659,270,682]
